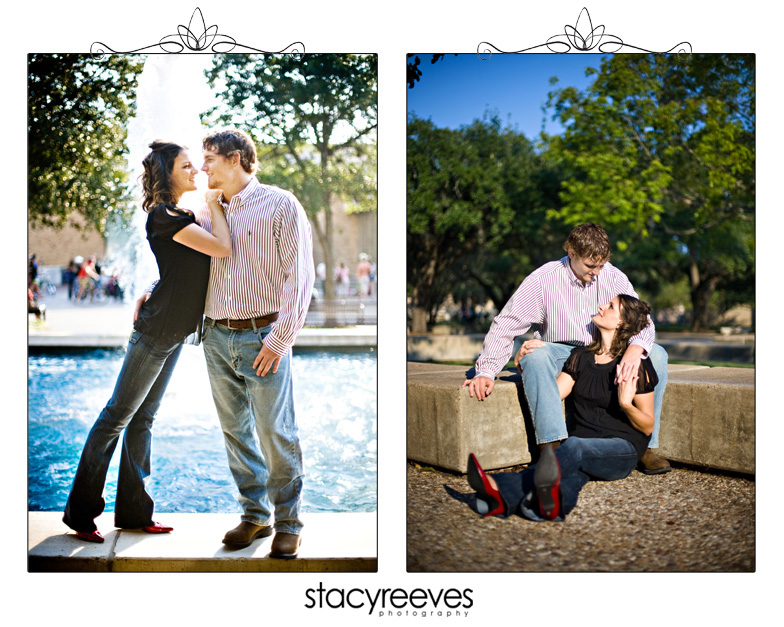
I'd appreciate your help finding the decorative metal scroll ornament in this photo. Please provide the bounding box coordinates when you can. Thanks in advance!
[478,7,691,58]
[91,7,305,57]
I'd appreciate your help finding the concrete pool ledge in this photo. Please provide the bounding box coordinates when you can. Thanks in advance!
[28,511,377,572]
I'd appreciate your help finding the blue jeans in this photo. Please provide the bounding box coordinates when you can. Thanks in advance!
[492,436,639,521]
[518,342,668,447]
[63,330,182,532]
[202,320,304,535]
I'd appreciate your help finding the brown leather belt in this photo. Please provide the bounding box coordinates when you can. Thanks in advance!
[211,313,278,330]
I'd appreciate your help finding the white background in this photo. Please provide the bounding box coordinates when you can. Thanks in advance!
[7,1,779,625]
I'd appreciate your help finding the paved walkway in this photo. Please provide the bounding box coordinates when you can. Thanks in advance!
[29,512,376,572]
[28,285,376,347]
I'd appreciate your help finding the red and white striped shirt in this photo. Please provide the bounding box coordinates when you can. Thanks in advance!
[474,257,655,379]
[197,178,315,356]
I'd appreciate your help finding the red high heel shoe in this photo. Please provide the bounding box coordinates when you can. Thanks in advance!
[142,522,173,534]
[534,445,561,520]
[76,530,104,543]
[467,453,506,517]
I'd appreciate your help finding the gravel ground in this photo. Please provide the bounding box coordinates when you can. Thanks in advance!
[407,461,755,572]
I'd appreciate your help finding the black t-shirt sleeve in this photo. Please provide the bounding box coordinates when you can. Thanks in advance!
[148,204,196,240]
[636,358,659,394]
[562,347,582,379]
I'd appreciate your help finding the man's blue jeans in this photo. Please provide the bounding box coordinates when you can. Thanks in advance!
[202,321,304,535]
[517,342,668,447]
[63,330,182,532]
[492,436,639,521]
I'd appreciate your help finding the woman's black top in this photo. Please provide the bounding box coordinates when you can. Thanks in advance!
[133,204,211,343]
[562,346,658,459]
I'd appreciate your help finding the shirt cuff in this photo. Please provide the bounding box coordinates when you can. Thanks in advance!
[262,329,290,356]
[628,340,650,357]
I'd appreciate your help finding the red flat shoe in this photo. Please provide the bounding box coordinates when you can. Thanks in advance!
[534,445,561,520]
[467,453,506,517]
[76,530,104,543]
[142,522,173,534]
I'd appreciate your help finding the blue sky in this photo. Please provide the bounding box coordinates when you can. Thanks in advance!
[407,53,606,139]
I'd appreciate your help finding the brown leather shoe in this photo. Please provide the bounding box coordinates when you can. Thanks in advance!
[638,449,672,475]
[222,521,273,548]
[269,531,301,559]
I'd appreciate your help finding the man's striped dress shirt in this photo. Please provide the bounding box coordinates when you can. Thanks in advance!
[197,178,315,356]
[474,256,655,380]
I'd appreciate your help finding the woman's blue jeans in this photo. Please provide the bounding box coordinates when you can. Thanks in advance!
[202,321,304,536]
[517,342,668,447]
[492,436,639,521]
[63,330,182,532]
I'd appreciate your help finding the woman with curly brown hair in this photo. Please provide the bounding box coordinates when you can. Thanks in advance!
[63,141,232,543]
[468,294,658,522]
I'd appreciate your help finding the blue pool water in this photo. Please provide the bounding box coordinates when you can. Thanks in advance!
[28,346,376,514]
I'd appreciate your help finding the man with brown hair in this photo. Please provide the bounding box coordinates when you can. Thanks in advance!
[463,223,670,474]
[198,129,315,557]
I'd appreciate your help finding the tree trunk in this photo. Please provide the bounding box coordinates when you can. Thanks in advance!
[411,306,429,334]
[688,260,720,331]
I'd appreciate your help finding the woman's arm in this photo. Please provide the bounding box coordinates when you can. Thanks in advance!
[616,367,655,435]
[556,372,575,401]
[172,191,232,257]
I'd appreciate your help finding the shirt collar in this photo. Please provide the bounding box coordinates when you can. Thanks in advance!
[560,255,594,289]
[223,177,260,208]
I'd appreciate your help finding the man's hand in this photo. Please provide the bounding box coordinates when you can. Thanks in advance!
[133,292,151,323]
[616,344,644,384]
[253,343,282,377]
[462,376,495,401]
[514,339,545,374]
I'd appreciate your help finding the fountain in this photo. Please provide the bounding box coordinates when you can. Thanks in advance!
[107,54,215,295]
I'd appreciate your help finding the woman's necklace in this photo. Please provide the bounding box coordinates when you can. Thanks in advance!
[594,346,615,364]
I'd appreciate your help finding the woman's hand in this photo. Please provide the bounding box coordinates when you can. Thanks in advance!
[133,292,150,323]
[616,364,639,408]
[617,364,655,435]
[205,189,224,207]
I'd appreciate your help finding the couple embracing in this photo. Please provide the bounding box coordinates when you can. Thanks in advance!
[464,223,671,523]
[62,129,314,559]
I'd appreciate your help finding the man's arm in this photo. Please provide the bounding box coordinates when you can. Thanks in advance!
[463,275,544,399]
[612,266,654,381]
[253,193,314,375]
[473,275,543,380]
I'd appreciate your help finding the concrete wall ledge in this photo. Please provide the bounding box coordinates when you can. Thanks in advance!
[407,333,754,364]
[28,512,376,572]
[407,362,754,475]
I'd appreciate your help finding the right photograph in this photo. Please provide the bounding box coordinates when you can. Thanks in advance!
[406,53,755,572]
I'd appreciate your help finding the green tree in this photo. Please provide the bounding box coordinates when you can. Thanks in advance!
[546,54,754,330]
[204,54,377,300]
[28,54,144,232]
[407,114,515,331]
[459,120,568,310]
[407,112,568,332]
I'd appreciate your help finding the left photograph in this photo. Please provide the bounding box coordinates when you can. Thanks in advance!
[28,52,377,572]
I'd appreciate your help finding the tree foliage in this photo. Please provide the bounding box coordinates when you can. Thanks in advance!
[407,113,564,331]
[28,54,144,232]
[204,54,377,299]
[546,54,754,329]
